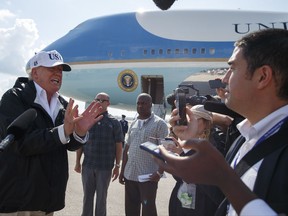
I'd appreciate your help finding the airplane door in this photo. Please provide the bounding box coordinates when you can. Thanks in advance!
[141,75,166,119]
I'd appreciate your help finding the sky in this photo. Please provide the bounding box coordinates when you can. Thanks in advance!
[0,0,287,117]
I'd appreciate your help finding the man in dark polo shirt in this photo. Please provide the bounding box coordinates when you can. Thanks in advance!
[74,92,123,216]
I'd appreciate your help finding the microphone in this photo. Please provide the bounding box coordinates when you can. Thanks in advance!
[204,101,243,119]
[152,0,176,10]
[0,108,37,152]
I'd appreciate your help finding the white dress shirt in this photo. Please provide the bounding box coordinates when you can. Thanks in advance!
[228,104,288,216]
[34,82,88,144]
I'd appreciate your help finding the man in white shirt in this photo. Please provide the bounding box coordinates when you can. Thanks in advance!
[119,93,168,216]
[156,28,288,216]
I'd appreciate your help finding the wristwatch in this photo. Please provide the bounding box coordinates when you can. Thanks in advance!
[115,163,121,168]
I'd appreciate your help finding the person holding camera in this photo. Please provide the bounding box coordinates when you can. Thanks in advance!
[167,104,224,216]
[156,29,288,216]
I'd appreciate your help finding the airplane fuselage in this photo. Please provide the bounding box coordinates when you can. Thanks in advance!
[43,10,288,106]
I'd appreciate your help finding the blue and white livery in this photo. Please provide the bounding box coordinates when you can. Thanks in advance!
[43,9,288,109]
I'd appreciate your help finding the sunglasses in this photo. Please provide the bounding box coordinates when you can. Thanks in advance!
[95,98,109,103]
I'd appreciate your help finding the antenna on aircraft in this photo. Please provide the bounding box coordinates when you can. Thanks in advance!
[152,0,176,10]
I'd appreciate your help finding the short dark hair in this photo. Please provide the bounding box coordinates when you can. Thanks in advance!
[235,28,288,99]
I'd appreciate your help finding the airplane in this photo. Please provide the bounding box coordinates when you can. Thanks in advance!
[42,9,288,118]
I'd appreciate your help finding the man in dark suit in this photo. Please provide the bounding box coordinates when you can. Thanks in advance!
[119,114,128,146]
[156,28,288,216]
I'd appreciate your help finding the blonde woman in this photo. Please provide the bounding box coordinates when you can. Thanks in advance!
[168,104,223,216]
[190,104,213,139]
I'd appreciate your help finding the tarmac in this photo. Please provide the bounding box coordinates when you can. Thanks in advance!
[54,151,176,216]
[53,72,223,216]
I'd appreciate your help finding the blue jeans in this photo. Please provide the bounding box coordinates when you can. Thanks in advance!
[81,166,112,216]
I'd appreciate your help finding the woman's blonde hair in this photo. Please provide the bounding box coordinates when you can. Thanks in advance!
[191,105,213,139]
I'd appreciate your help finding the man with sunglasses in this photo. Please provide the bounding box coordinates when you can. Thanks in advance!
[74,92,123,216]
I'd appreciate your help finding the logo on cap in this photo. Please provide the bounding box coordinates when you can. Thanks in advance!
[26,50,71,73]
[48,53,63,61]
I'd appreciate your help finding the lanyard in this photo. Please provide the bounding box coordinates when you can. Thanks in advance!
[255,115,288,146]
[233,115,288,168]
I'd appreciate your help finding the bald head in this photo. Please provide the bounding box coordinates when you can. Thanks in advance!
[136,93,152,119]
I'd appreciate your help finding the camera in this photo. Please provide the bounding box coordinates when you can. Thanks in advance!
[177,83,207,106]
[167,83,209,118]
[167,84,208,110]
[175,88,187,125]
[186,95,207,106]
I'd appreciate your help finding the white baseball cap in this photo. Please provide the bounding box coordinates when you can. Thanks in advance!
[191,104,213,122]
[26,50,71,73]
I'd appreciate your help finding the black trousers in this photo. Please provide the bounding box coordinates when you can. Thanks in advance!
[124,179,158,216]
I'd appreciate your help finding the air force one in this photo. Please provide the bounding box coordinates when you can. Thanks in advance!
[43,9,288,115]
